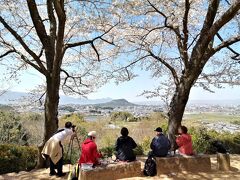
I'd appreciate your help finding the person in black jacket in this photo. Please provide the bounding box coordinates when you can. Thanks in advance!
[115,127,137,162]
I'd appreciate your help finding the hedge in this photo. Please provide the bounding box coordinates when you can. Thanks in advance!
[0,144,38,174]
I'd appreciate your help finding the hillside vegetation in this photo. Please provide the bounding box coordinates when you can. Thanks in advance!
[0,109,240,174]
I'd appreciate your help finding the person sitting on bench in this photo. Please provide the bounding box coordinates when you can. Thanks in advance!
[176,125,194,155]
[79,131,102,166]
[148,127,170,157]
[115,127,137,162]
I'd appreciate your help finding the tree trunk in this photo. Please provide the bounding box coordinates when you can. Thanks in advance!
[167,81,192,150]
[36,77,60,168]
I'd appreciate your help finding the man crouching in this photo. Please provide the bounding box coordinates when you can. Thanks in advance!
[42,121,76,177]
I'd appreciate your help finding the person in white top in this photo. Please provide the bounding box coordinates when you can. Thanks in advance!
[42,121,76,177]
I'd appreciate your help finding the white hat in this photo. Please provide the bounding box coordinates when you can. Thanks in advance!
[88,131,97,137]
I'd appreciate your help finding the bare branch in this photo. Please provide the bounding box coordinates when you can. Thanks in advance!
[146,0,182,39]
[52,0,66,78]
[182,0,190,67]
[0,16,47,75]
[113,55,151,73]
[216,33,240,60]
[26,0,50,48]
[65,23,118,49]
[47,0,57,44]
[148,50,179,85]
[36,91,46,106]
[191,0,220,60]
[210,1,240,35]
[0,50,15,59]
[61,68,91,96]
[91,42,100,62]
[211,35,240,55]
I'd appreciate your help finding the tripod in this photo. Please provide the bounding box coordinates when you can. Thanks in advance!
[66,131,81,166]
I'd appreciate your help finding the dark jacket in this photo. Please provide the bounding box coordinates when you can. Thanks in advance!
[115,136,137,161]
[150,134,170,157]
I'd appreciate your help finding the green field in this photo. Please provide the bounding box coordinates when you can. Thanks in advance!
[183,112,240,127]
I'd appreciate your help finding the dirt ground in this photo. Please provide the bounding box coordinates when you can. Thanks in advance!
[0,155,240,180]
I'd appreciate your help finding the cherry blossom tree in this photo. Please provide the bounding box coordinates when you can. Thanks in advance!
[114,0,240,147]
[0,0,120,167]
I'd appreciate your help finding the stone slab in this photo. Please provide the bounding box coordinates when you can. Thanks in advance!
[156,155,211,175]
[79,161,141,180]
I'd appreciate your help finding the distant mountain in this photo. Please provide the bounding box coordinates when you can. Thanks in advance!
[0,91,112,105]
[94,99,137,107]
[0,91,29,104]
[59,96,112,105]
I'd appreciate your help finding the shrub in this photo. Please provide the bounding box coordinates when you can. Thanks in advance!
[60,113,85,125]
[134,144,144,155]
[140,136,151,154]
[110,112,134,122]
[100,145,115,158]
[20,112,44,145]
[209,132,240,154]
[63,143,81,165]
[59,106,76,112]
[189,127,211,154]
[0,111,29,145]
[188,127,240,154]
[231,120,240,125]
[0,144,38,174]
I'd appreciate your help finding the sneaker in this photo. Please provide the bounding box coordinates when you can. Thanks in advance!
[56,172,66,177]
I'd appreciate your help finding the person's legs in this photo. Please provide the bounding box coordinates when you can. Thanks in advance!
[56,142,66,176]
[49,158,56,175]
[57,157,63,174]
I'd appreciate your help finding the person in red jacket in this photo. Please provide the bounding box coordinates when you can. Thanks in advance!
[79,131,102,166]
[176,126,194,155]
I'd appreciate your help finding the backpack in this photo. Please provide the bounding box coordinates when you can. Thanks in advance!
[212,140,227,153]
[68,164,80,180]
[143,156,157,176]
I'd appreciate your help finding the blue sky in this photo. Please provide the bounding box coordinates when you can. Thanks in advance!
[3,67,240,102]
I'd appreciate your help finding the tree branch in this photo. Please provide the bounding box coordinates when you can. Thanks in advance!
[181,0,190,67]
[52,0,66,77]
[26,0,50,48]
[210,1,240,36]
[212,35,240,55]
[216,33,240,60]
[0,50,15,59]
[65,23,117,49]
[191,0,220,60]
[47,0,57,50]
[65,23,118,61]
[148,50,179,85]
[113,55,150,73]
[146,0,182,39]
[0,15,48,75]
[61,68,90,96]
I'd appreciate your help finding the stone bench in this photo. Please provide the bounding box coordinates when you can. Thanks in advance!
[156,155,211,175]
[79,161,141,180]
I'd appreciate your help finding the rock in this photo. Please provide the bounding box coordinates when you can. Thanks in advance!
[79,161,141,180]
[217,153,230,171]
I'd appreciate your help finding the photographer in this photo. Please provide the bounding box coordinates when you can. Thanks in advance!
[42,121,76,177]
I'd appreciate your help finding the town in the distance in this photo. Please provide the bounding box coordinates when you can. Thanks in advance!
[1,91,240,134]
